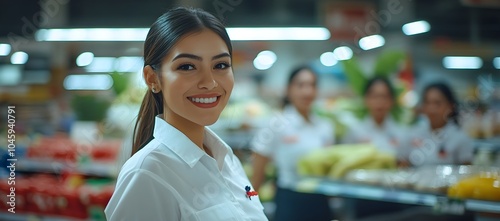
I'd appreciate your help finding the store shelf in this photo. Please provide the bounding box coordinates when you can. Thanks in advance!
[475,138,500,150]
[17,159,117,177]
[295,177,500,214]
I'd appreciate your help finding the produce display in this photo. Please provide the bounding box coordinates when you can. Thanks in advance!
[448,170,500,201]
[27,136,121,163]
[344,169,415,189]
[0,135,120,220]
[298,144,396,179]
[0,174,114,220]
[411,165,477,194]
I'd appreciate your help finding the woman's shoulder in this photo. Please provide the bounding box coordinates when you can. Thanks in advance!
[118,139,182,178]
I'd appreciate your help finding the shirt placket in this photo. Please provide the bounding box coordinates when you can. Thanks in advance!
[203,157,248,221]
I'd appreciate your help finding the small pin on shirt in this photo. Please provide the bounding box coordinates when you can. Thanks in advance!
[245,185,258,200]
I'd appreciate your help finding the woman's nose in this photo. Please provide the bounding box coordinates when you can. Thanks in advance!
[198,71,217,90]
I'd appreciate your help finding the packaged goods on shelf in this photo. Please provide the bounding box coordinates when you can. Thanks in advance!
[27,136,121,163]
[0,174,114,220]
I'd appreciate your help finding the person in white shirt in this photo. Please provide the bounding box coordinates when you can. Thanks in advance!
[251,66,335,221]
[343,77,411,219]
[344,77,406,160]
[105,7,267,221]
[405,82,473,166]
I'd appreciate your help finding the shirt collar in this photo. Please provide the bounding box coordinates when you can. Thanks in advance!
[365,115,394,129]
[283,105,316,126]
[152,115,229,169]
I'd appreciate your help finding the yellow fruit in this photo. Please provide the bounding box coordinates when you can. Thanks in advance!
[472,178,500,201]
[298,144,397,179]
[448,177,476,199]
[448,174,500,201]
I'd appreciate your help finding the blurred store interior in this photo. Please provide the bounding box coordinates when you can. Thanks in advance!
[0,0,500,220]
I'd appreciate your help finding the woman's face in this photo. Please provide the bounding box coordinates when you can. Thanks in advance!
[155,29,233,126]
[422,88,453,125]
[287,70,317,112]
[364,81,394,120]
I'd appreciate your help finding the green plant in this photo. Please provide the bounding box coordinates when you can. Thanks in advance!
[110,71,130,96]
[341,50,407,121]
[71,94,111,122]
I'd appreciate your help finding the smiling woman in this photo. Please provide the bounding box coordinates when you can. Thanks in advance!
[104,7,268,221]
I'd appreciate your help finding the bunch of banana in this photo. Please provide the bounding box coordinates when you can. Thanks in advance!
[298,144,396,179]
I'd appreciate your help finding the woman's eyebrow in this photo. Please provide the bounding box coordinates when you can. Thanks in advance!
[212,52,230,60]
[172,52,230,61]
[172,53,201,61]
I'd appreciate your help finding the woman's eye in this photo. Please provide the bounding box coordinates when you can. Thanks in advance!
[177,64,195,70]
[214,62,231,69]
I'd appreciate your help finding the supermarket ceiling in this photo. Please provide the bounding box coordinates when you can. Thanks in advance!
[0,0,499,42]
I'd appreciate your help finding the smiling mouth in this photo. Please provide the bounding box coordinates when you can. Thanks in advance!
[189,96,219,104]
[187,96,221,108]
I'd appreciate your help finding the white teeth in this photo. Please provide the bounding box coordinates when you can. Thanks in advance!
[190,97,218,104]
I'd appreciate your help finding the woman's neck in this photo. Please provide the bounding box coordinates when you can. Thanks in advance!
[296,107,311,122]
[163,112,205,150]
[430,121,447,130]
[373,115,385,127]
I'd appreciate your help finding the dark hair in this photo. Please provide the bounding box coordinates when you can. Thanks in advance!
[363,76,396,100]
[282,66,317,107]
[132,7,232,155]
[422,82,460,125]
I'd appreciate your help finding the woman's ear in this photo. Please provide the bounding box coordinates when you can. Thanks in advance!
[143,65,161,92]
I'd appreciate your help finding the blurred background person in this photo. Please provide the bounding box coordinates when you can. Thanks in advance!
[405,82,473,166]
[342,77,412,219]
[250,66,335,221]
[343,77,406,160]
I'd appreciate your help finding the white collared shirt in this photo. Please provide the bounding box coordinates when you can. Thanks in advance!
[105,116,268,221]
[343,116,405,158]
[405,119,474,166]
[251,105,334,189]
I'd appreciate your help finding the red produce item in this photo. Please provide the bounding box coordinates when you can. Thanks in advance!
[91,141,121,162]
[58,187,88,219]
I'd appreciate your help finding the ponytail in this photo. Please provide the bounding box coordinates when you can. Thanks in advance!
[131,90,164,155]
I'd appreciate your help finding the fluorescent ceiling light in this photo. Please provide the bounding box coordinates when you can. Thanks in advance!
[402,20,430,35]
[85,56,143,72]
[36,28,150,41]
[76,52,94,67]
[320,52,338,67]
[0,44,11,56]
[333,46,353,60]
[443,56,482,69]
[86,57,116,72]
[63,74,113,90]
[115,56,143,72]
[0,65,22,86]
[494,57,500,69]
[36,27,331,41]
[359,35,385,50]
[11,51,29,64]
[227,27,330,41]
[253,50,277,70]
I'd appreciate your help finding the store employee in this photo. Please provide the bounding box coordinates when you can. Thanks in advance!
[251,66,334,221]
[343,77,405,159]
[105,7,267,221]
[405,82,473,166]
